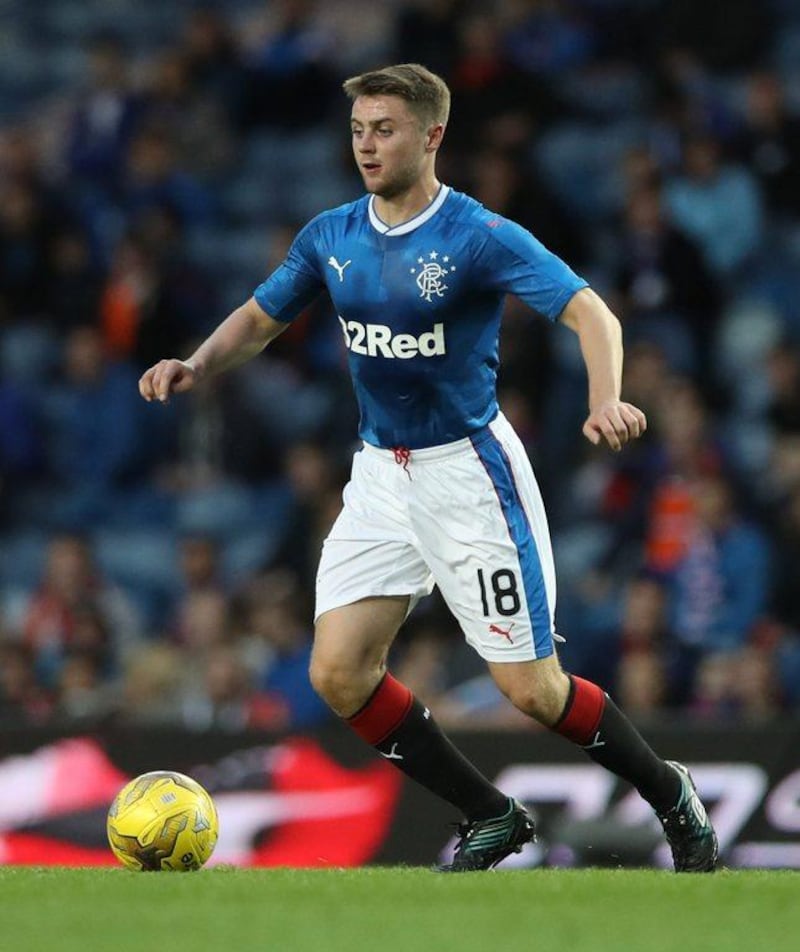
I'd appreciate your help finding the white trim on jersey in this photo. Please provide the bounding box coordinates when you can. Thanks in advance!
[368,185,451,236]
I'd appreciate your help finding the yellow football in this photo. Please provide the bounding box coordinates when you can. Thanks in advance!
[107,770,219,871]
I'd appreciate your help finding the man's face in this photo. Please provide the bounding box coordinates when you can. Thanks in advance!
[350,95,433,199]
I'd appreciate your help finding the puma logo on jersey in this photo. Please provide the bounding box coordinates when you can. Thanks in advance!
[327,256,352,282]
[339,318,446,358]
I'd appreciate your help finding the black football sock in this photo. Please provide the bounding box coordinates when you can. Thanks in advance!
[347,673,508,821]
[553,674,681,813]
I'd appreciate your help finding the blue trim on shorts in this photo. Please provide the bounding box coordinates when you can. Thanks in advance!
[470,432,554,659]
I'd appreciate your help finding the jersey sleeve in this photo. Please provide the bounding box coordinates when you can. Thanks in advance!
[253,218,325,323]
[474,215,588,321]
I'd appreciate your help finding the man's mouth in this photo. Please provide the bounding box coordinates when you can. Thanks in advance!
[362,162,382,172]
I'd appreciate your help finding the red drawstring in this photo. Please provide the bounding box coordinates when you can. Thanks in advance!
[391,446,412,478]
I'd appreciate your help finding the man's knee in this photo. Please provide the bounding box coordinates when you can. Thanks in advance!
[310,597,409,716]
[308,648,381,716]
[495,662,571,726]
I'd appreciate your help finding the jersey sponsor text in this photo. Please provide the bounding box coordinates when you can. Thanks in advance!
[338,318,446,359]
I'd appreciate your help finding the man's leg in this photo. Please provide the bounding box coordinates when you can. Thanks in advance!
[490,656,679,808]
[310,596,534,868]
[311,595,509,819]
[489,655,718,871]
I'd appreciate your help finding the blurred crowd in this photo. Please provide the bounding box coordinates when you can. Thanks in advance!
[2,0,800,731]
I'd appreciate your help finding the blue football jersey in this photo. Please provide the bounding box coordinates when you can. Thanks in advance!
[253,186,587,449]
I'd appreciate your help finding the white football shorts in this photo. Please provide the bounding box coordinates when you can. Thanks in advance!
[315,412,560,662]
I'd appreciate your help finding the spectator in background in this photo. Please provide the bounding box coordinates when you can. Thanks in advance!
[601,576,672,708]
[0,181,59,321]
[100,232,165,364]
[121,125,215,232]
[619,339,671,428]
[669,472,771,701]
[116,642,185,725]
[444,10,557,154]
[180,644,284,731]
[503,0,596,79]
[237,569,330,729]
[172,588,231,654]
[0,126,79,320]
[735,71,800,221]
[0,643,52,725]
[47,229,104,334]
[100,211,215,370]
[20,534,140,689]
[561,372,715,601]
[139,49,235,181]
[690,646,782,721]
[733,646,782,720]
[689,652,740,719]
[764,341,800,436]
[617,652,669,720]
[180,6,243,114]
[55,650,112,722]
[271,441,343,588]
[0,124,47,193]
[613,577,672,715]
[39,324,148,523]
[643,377,728,577]
[178,534,222,594]
[759,428,800,521]
[615,183,719,375]
[65,32,143,191]
[238,0,337,131]
[665,133,764,282]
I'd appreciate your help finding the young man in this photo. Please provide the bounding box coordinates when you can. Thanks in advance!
[139,64,718,873]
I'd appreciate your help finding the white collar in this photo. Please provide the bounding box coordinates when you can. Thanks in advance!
[368,185,450,236]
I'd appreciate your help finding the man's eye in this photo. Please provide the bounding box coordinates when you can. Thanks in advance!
[378,129,392,137]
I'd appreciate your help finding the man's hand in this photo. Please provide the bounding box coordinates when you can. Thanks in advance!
[139,359,200,403]
[582,399,647,452]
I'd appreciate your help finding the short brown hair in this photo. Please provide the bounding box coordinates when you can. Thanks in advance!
[343,63,450,128]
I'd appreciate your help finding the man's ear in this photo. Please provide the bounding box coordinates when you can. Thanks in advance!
[425,123,445,153]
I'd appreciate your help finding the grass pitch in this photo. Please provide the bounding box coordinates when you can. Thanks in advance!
[1,866,797,952]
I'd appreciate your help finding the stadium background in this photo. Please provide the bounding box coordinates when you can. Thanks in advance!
[2,0,800,868]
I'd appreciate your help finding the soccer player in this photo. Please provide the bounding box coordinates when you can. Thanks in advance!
[139,64,718,873]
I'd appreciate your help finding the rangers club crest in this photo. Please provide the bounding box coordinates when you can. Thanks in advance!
[410,250,456,302]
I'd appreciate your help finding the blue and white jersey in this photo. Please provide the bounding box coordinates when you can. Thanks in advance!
[254,186,587,449]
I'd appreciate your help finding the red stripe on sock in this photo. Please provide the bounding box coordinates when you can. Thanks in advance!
[554,676,606,745]
[347,674,414,746]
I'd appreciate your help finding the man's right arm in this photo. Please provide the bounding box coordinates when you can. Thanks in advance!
[139,297,288,403]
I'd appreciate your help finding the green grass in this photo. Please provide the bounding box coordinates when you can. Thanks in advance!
[1,866,798,952]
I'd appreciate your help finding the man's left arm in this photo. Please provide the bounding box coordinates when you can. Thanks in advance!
[560,287,647,452]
